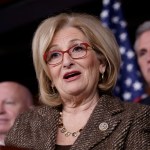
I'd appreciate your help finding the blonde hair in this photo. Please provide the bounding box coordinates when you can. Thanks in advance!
[32,12,121,106]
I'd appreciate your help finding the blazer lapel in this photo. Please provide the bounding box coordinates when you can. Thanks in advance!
[71,95,124,150]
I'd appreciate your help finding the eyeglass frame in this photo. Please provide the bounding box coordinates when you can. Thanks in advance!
[43,42,92,66]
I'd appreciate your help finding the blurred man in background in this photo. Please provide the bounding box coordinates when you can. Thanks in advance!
[0,81,33,145]
[134,21,150,105]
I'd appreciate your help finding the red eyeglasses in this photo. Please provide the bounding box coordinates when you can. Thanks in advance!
[43,42,91,66]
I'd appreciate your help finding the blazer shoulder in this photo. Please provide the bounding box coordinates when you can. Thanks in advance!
[120,100,150,125]
[106,95,150,118]
[14,105,59,123]
[123,100,150,112]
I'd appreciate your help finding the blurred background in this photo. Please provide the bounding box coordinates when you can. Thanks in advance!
[0,0,149,97]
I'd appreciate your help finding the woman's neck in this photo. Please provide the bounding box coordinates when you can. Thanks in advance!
[62,95,99,114]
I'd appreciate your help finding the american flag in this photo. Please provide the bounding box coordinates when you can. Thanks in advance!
[100,0,145,101]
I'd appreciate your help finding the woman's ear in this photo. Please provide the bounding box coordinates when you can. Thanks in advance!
[99,64,106,74]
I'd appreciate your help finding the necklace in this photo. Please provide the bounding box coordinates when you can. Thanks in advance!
[58,112,83,137]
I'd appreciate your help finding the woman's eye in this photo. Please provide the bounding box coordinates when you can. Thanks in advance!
[73,46,85,52]
[48,52,61,60]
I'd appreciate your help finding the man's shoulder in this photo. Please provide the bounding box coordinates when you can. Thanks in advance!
[140,96,150,105]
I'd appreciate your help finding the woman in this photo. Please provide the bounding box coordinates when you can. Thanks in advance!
[5,13,150,150]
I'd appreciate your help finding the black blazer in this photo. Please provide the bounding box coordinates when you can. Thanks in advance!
[5,95,150,150]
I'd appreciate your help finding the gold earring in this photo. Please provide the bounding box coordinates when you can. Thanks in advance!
[99,72,104,83]
[101,73,104,80]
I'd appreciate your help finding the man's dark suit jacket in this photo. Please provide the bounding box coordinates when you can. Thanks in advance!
[141,96,150,105]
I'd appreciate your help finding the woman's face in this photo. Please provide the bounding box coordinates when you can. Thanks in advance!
[47,27,105,98]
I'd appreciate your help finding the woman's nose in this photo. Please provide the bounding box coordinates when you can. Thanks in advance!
[62,53,74,68]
